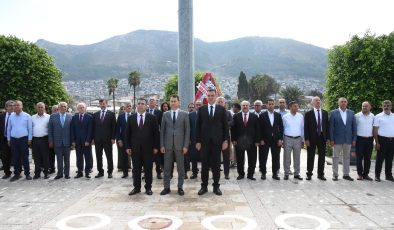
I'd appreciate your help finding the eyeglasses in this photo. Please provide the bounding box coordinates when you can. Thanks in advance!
[137,103,145,105]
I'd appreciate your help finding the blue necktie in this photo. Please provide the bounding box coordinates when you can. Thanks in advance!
[61,114,65,127]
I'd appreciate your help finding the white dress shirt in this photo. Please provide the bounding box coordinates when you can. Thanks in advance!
[207,103,216,117]
[136,112,146,124]
[373,112,394,137]
[242,112,250,123]
[268,111,274,126]
[283,112,304,138]
[339,108,347,125]
[355,112,374,137]
[171,109,180,120]
[32,113,50,137]
[314,108,323,132]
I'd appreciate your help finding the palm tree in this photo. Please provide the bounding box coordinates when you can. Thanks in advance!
[128,70,141,111]
[107,77,119,113]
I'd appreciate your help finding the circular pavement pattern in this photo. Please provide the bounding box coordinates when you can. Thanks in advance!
[128,215,183,230]
[275,213,330,230]
[56,213,111,230]
[201,215,257,230]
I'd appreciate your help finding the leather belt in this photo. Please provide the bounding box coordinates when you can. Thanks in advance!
[285,135,301,139]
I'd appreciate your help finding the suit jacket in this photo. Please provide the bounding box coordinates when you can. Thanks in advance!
[116,112,133,142]
[0,113,7,147]
[329,109,357,145]
[70,113,93,145]
[93,110,116,142]
[48,112,72,147]
[125,113,160,152]
[146,108,163,128]
[160,110,190,151]
[196,104,229,145]
[189,111,197,144]
[231,112,260,150]
[260,111,284,143]
[304,109,329,144]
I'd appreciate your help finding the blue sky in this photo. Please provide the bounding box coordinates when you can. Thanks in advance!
[0,0,393,48]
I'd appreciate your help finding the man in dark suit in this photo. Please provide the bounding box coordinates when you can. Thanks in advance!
[93,99,116,178]
[48,104,58,174]
[188,100,202,179]
[196,89,229,196]
[116,102,133,178]
[147,97,163,179]
[0,100,14,179]
[126,98,160,196]
[48,102,72,180]
[216,96,232,180]
[259,98,284,180]
[231,101,260,180]
[71,102,93,179]
[304,97,330,180]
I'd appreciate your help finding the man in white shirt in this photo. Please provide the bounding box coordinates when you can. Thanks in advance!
[31,102,50,179]
[355,101,374,181]
[373,100,394,182]
[282,101,304,180]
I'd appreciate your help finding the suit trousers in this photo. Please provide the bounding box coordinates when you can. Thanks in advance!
[356,136,373,176]
[32,136,49,176]
[1,137,12,175]
[11,136,30,176]
[188,143,200,175]
[75,144,92,174]
[236,145,257,177]
[283,136,302,176]
[117,144,129,175]
[55,146,70,177]
[375,136,394,178]
[306,135,326,177]
[221,146,230,176]
[132,148,153,190]
[49,147,56,171]
[200,140,221,188]
[332,144,351,177]
[163,149,185,189]
[95,140,113,174]
[259,139,281,175]
[153,152,163,175]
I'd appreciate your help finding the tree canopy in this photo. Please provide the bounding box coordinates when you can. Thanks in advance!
[325,32,394,113]
[280,85,305,105]
[0,35,69,114]
[249,74,280,102]
[237,71,249,100]
[163,72,203,102]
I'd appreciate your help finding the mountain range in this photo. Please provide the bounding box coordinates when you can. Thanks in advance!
[36,30,327,81]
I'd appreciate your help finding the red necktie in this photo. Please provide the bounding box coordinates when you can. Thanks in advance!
[243,113,247,127]
[139,114,143,129]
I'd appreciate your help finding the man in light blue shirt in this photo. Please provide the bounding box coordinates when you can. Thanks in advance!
[7,100,32,181]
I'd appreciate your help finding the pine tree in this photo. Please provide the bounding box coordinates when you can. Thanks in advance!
[237,71,249,100]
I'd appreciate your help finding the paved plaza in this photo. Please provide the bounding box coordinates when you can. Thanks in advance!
[0,147,394,230]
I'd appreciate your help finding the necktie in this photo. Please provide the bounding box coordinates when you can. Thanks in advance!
[173,111,176,124]
[317,109,322,135]
[150,109,153,114]
[243,113,247,127]
[4,113,10,137]
[209,106,213,118]
[139,114,143,129]
[79,114,83,124]
[126,113,129,122]
[61,114,65,127]
[100,110,105,123]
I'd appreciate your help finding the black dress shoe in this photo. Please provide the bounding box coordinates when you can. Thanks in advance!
[332,176,338,181]
[343,175,354,181]
[294,175,303,180]
[225,174,230,180]
[386,177,394,182]
[198,187,208,195]
[272,175,280,180]
[2,174,11,179]
[375,177,381,182]
[65,176,70,179]
[213,187,222,196]
[318,176,327,181]
[121,174,128,178]
[160,188,171,195]
[178,188,184,196]
[95,173,104,178]
[85,174,91,179]
[128,188,141,195]
[184,175,188,179]
[363,175,373,181]
[284,175,289,180]
[74,174,83,179]
[108,173,113,178]
[54,175,63,180]
[145,189,153,195]
[247,176,256,181]
[26,175,32,180]
[157,174,162,179]
[10,175,21,182]
[261,174,266,180]
[237,175,244,180]
[190,174,197,179]
[33,175,41,180]
[306,176,312,180]
[44,175,50,179]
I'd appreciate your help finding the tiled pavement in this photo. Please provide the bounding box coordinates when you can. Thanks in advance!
[0,147,393,230]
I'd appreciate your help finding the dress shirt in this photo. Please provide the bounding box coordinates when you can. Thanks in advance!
[148,108,155,114]
[283,112,304,138]
[276,109,289,117]
[373,112,394,137]
[355,112,374,137]
[254,111,262,117]
[31,113,50,137]
[171,109,180,120]
[7,111,33,141]
[136,112,146,125]
[268,111,275,126]
[313,108,323,132]
[339,108,347,125]
[242,112,250,123]
[207,103,216,117]
[125,112,131,122]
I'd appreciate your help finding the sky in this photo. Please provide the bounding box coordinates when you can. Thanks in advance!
[0,0,393,48]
